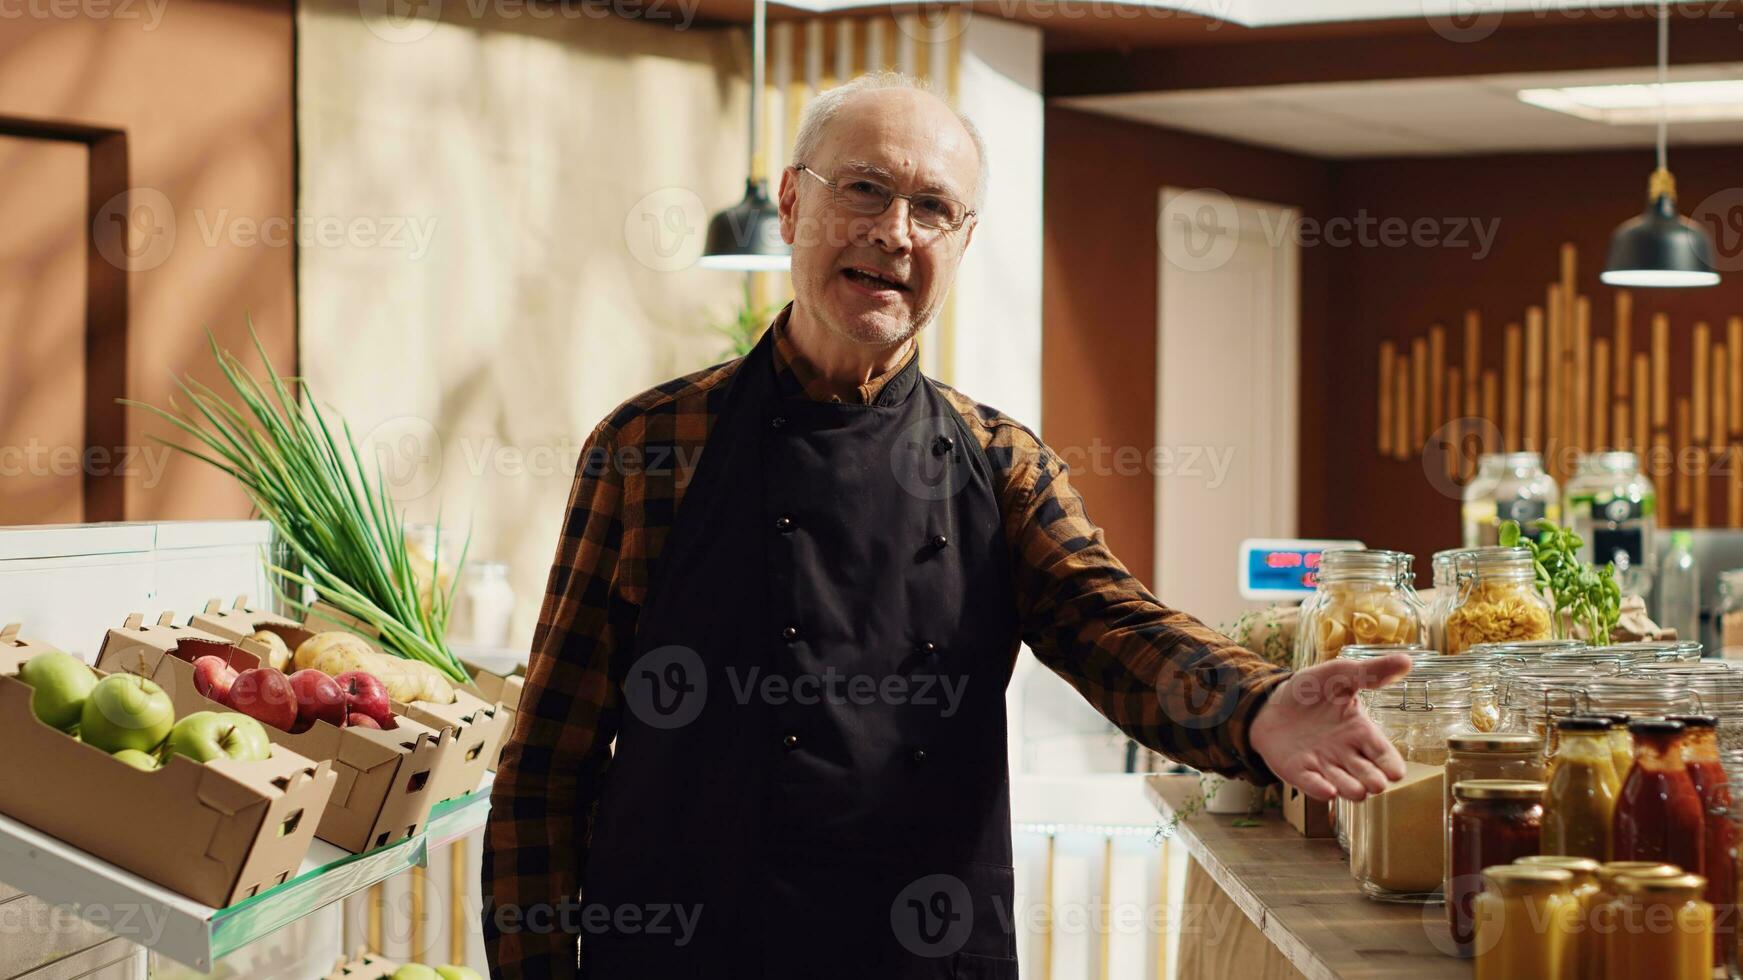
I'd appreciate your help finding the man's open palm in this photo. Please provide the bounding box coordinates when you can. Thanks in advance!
[1248,652,1413,801]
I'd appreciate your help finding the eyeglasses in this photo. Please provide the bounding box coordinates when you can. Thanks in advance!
[792,164,975,233]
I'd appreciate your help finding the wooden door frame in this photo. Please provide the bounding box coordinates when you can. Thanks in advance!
[1,116,129,522]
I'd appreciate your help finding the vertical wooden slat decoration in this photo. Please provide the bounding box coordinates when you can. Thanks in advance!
[1616,402,1631,453]
[1695,322,1711,444]
[1430,325,1446,436]
[1412,337,1428,448]
[1560,244,1579,462]
[1717,344,1730,453]
[1616,289,1633,400]
[1654,314,1671,430]
[1594,338,1611,449]
[1464,311,1481,435]
[1379,342,1395,456]
[1394,368,1410,462]
[1731,316,1743,436]
[1447,367,1464,482]
[1546,288,1562,460]
[1482,372,1499,450]
[1634,354,1651,463]
[1504,323,1521,451]
[1574,295,1591,452]
[1525,307,1544,452]
[1676,398,1692,515]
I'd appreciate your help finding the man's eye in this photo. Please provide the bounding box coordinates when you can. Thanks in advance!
[846,180,884,195]
[915,197,950,216]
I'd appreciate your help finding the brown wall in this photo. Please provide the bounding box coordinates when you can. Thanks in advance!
[1043,106,1743,586]
[1042,106,1334,587]
[0,0,295,524]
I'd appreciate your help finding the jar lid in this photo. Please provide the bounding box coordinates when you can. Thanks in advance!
[1338,644,1429,659]
[1456,546,1534,572]
[1517,855,1601,875]
[1447,733,1542,753]
[1665,713,1718,729]
[1454,779,1547,800]
[1556,716,1611,732]
[1627,717,1686,735]
[1617,873,1706,896]
[1597,862,1681,887]
[1472,639,1588,656]
[1609,640,1704,662]
[1482,865,1571,890]
[1368,672,1473,710]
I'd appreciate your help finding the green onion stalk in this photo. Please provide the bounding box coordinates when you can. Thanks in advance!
[121,325,471,682]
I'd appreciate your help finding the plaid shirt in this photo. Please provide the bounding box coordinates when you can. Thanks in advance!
[483,306,1291,977]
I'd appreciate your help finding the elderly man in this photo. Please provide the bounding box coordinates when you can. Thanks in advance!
[484,72,1410,979]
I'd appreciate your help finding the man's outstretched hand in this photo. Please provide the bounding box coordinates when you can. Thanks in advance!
[1248,652,1412,801]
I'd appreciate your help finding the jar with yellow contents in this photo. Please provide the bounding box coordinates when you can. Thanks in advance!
[1445,547,1554,655]
[1293,549,1424,670]
[1474,865,1578,980]
[1605,872,1713,980]
[1517,855,1603,980]
[1542,716,1622,863]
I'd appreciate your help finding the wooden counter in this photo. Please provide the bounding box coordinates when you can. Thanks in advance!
[1146,775,1470,980]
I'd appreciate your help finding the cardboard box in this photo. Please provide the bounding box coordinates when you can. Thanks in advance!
[323,953,399,979]
[199,597,508,798]
[1282,781,1334,838]
[460,660,523,772]
[97,613,455,854]
[0,625,337,908]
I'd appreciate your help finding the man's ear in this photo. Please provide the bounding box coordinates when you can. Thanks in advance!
[777,166,798,245]
[962,214,977,251]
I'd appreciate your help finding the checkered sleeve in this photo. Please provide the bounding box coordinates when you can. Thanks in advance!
[1006,436,1293,783]
[484,420,627,979]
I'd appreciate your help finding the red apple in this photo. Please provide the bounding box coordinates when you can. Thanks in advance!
[289,668,347,730]
[227,667,298,732]
[336,671,393,727]
[192,655,239,704]
[345,711,382,730]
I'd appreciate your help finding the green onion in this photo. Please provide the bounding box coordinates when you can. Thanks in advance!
[120,323,471,682]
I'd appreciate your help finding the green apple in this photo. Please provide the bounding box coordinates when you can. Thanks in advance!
[390,967,440,980]
[436,967,483,980]
[163,711,272,764]
[112,749,160,771]
[17,651,98,732]
[80,674,175,754]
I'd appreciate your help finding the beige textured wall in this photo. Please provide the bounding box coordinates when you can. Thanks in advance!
[298,1,750,649]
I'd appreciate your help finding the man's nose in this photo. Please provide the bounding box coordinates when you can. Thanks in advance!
[864,199,914,254]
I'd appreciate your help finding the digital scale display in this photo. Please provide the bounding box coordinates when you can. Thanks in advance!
[1238,538,1365,601]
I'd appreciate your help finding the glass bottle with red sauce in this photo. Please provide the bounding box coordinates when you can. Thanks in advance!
[1668,713,1734,962]
[1449,779,1546,957]
[1612,718,1705,876]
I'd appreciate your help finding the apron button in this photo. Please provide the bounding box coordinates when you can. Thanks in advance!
[931,434,954,456]
[775,515,796,533]
[782,733,801,750]
[929,533,948,550]
[771,415,788,430]
[917,640,938,656]
[782,625,801,642]
[911,748,928,764]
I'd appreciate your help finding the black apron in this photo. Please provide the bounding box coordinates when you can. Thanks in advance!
[579,326,1020,979]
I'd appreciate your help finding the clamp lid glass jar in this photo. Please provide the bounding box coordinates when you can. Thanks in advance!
[1294,550,1424,669]
[1444,547,1553,655]
[1610,640,1705,664]
[1565,451,1657,598]
[1462,452,1561,548]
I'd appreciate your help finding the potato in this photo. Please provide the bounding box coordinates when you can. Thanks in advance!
[294,631,375,673]
[249,630,293,672]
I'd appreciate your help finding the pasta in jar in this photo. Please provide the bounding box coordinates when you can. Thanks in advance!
[1294,550,1425,669]
[1444,548,1553,656]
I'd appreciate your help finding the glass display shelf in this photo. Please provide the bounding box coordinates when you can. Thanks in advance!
[0,774,492,971]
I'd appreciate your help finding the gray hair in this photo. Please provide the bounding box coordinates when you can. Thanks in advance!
[790,71,988,210]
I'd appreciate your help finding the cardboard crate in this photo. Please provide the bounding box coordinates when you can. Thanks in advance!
[0,625,336,908]
[460,660,523,772]
[199,597,509,798]
[97,614,454,854]
[1282,781,1334,838]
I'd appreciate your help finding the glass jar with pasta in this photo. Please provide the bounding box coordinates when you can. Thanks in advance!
[1428,548,1474,654]
[1294,549,1425,670]
[1444,547,1553,655]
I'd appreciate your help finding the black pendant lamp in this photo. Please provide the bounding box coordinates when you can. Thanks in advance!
[1599,2,1720,288]
[699,0,791,272]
